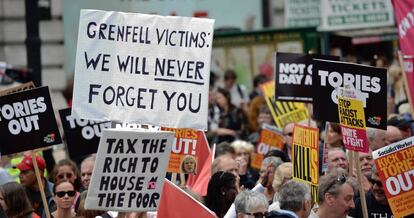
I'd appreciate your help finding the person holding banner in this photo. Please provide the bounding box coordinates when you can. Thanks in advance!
[51,180,77,218]
[0,182,40,218]
[309,169,357,218]
[349,166,393,218]
[14,155,54,217]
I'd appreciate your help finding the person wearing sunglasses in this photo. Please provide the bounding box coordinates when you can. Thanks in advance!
[52,180,77,218]
[234,190,268,218]
[309,168,357,218]
[349,165,394,218]
[51,159,82,213]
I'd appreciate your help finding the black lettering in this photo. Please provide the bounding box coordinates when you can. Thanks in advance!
[103,157,112,173]
[163,91,176,111]
[84,52,101,70]
[87,22,97,38]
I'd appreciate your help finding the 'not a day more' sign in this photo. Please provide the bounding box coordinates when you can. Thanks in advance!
[72,10,215,130]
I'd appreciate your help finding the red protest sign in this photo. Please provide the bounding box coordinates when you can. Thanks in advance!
[161,127,210,174]
[251,128,284,169]
[373,137,414,218]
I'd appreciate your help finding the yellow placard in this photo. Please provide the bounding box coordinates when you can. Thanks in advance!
[338,96,366,129]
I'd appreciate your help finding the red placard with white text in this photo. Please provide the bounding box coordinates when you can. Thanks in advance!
[373,136,414,218]
[161,127,210,174]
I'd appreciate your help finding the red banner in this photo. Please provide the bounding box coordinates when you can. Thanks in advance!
[393,0,414,55]
[403,56,414,109]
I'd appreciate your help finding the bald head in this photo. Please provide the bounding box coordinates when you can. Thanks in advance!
[211,154,239,177]
[366,127,386,151]
[385,125,403,146]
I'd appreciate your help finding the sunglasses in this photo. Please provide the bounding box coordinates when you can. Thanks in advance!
[326,174,347,192]
[56,190,76,198]
[244,212,269,218]
[284,132,293,137]
[56,173,74,180]
[368,177,383,187]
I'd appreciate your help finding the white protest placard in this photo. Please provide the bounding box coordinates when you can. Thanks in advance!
[319,0,394,31]
[85,129,173,212]
[72,10,215,130]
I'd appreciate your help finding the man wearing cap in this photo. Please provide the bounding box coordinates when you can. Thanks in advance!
[15,155,54,217]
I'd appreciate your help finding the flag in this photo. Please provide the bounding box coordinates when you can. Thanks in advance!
[187,144,215,196]
[158,179,217,218]
[393,0,414,55]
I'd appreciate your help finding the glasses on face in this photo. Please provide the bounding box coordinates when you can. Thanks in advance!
[56,190,76,198]
[56,173,74,180]
[368,177,383,187]
[326,174,347,192]
[244,212,268,218]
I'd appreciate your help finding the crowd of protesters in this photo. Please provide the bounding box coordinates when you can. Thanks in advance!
[0,56,414,218]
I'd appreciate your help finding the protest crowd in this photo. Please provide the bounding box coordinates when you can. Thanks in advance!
[1,2,414,218]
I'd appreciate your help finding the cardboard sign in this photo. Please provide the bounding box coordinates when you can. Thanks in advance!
[284,0,320,27]
[319,0,394,31]
[0,86,62,155]
[292,124,319,203]
[0,82,35,97]
[392,0,414,56]
[72,10,214,130]
[85,129,173,212]
[160,127,210,174]
[59,108,111,158]
[337,88,368,153]
[312,59,387,129]
[275,52,339,102]
[261,81,308,128]
[251,126,284,169]
[373,136,414,218]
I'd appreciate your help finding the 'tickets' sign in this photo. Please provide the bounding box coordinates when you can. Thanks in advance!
[0,86,62,155]
[312,59,387,129]
[275,52,339,102]
[85,129,173,212]
[292,124,319,203]
[160,127,210,174]
[373,136,414,218]
[72,10,214,130]
[59,108,111,158]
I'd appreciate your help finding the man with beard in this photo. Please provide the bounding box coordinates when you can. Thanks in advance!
[349,166,393,218]
[309,168,356,218]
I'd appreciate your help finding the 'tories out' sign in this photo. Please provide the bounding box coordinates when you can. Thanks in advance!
[72,10,214,130]
[373,136,414,218]
[312,59,387,129]
[0,86,62,155]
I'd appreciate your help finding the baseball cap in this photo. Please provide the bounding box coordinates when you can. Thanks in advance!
[14,155,46,171]
[387,115,413,129]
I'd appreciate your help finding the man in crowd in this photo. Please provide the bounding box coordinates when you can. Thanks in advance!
[211,154,239,177]
[234,190,268,218]
[359,148,373,178]
[223,69,249,111]
[385,125,404,145]
[309,169,356,218]
[387,115,413,138]
[366,127,387,151]
[349,166,394,218]
[14,155,54,217]
[327,148,349,173]
[267,180,312,218]
[80,155,96,191]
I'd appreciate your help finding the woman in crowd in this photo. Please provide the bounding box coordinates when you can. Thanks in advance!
[211,88,248,144]
[325,123,344,149]
[0,182,40,218]
[269,162,293,211]
[231,140,259,189]
[205,171,238,218]
[52,180,77,218]
[51,159,82,212]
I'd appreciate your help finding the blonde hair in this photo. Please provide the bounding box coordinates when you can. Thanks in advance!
[231,140,254,154]
[180,155,197,174]
[272,162,293,192]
